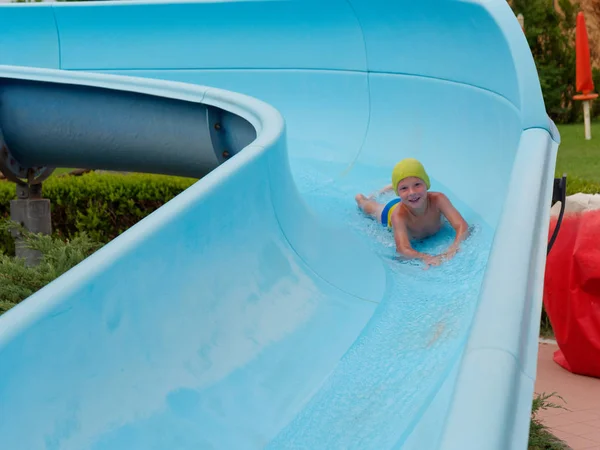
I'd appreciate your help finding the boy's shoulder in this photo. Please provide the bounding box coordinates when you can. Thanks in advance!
[428,191,449,204]
[428,192,459,214]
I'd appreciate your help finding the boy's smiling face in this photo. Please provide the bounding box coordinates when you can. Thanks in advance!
[396,176,428,210]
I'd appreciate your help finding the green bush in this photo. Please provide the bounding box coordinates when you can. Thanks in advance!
[0,220,101,313]
[0,172,197,254]
[593,68,600,120]
[529,392,569,449]
[0,183,15,255]
[539,305,555,339]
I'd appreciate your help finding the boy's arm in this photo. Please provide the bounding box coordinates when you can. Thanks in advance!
[391,213,442,267]
[435,193,469,255]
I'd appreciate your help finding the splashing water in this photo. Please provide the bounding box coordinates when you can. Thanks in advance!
[268,159,494,449]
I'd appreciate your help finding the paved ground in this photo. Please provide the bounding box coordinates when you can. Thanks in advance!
[535,341,600,449]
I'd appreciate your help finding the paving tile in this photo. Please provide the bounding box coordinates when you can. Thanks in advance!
[539,406,568,416]
[552,429,577,441]
[584,419,600,429]
[555,422,600,436]
[538,407,571,421]
[565,435,597,450]
[566,412,600,423]
[542,413,579,428]
[581,430,600,444]
[565,400,600,412]
[550,430,594,449]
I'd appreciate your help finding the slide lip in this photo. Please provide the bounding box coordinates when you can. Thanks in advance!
[438,128,557,449]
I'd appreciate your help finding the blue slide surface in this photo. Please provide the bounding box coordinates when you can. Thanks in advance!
[0,1,560,449]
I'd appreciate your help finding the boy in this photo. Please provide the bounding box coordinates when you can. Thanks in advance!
[355,158,469,267]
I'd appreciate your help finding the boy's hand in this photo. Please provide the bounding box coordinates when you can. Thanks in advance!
[422,255,443,269]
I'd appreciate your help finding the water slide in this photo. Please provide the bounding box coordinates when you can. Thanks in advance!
[0,1,560,449]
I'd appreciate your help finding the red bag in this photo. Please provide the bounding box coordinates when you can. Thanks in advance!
[544,209,600,378]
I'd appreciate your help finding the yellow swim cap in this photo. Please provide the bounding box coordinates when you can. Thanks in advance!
[391,158,430,192]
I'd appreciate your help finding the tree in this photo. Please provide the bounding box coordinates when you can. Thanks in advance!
[510,0,580,124]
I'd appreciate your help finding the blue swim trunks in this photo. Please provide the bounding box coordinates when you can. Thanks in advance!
[381,198,401,227]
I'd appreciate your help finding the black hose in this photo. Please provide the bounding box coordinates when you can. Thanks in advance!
[547,174,567,255]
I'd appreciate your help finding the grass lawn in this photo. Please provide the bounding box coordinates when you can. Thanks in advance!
[555,120,600,184]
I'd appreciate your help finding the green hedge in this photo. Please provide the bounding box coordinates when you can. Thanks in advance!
[0,223,101,311]
[0,185,15,254]
[1,171,597,255]
[0,172,197,254]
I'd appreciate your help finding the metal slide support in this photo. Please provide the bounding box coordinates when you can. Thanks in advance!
[1,130,54,265]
